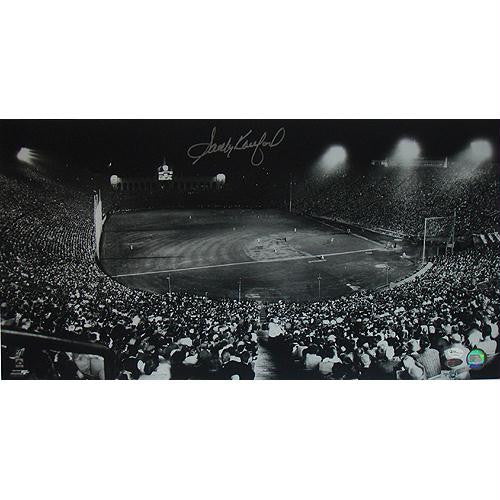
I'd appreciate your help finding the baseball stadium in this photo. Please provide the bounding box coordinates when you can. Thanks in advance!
[1,119,499,380]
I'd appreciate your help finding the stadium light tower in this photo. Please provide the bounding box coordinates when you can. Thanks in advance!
[469,139,493,164]
[16,147,36,165]
[451,138,494,176]
[390,138,421,167]
[320,145,347,173]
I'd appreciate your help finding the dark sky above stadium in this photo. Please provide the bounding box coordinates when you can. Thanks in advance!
[1,120,498,182]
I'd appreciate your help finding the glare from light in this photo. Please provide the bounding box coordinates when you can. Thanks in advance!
[452,138,494,177]
[470,139,493,162]
[110,174,119,186]
[391,138,421,167]
[216,173,226,183]
[320,145,348,172]
[17,147,36,165]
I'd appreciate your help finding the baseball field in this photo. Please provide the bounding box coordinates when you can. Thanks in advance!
[100,209,418,302]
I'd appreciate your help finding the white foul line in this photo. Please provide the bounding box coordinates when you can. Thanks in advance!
[112,248,380,278]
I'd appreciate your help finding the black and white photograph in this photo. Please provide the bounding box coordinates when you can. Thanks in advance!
[1,2,499,500]
[1,119,499,380]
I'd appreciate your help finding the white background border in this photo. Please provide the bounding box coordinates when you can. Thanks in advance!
[1,2,499,500]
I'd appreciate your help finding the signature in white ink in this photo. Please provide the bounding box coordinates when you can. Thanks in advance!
[187,126,286,167]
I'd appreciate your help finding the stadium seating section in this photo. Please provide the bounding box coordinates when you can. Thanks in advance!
[1,163,499,379]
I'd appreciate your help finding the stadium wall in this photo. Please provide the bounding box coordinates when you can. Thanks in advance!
[387,262,433,289]
[307,214,403,245]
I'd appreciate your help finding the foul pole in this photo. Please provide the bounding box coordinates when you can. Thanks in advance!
[422,218,428,264]
[451,209,457,254]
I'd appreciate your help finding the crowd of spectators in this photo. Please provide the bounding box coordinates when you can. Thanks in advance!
[295,162,499,237]
[1,162,499,380]
[265,248,500,379]
[0,172,260,379]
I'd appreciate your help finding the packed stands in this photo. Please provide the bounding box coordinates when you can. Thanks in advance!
[0,172,260,379]
[1,159,499,379]
[264,247,500,379]
[294,162,500,237]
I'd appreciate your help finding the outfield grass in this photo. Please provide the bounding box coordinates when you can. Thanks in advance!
[100,209,418,302]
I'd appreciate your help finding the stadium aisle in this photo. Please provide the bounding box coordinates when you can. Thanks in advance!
[254,344,280,380]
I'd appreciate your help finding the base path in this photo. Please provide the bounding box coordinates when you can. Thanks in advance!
[112,247,381,278]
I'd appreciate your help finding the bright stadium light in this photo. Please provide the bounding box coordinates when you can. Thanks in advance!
[469,139,493,163]
[320,145,348,173]
[16,147,36,165]
[390,138,421,167]
[452,138,494,177]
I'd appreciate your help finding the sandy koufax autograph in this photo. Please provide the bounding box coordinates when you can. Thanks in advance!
[187,126,286,167]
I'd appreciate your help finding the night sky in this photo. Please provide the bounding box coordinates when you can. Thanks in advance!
[1,120,498,182]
